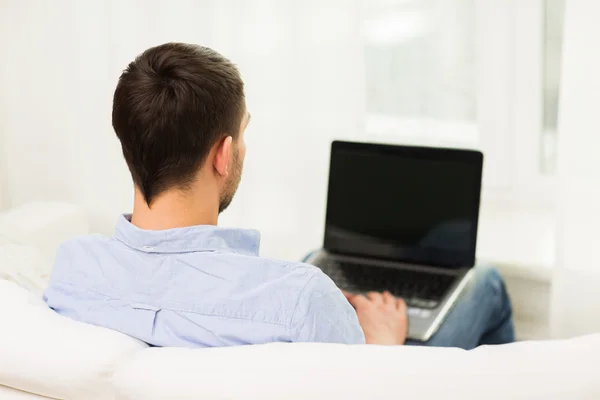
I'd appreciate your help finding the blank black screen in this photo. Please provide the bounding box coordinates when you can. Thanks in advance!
[324,143,482,268]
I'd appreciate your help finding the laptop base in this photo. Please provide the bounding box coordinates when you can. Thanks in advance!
[306,249,473,342]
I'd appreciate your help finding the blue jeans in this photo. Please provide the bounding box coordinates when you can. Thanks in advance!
[302,253,515,349]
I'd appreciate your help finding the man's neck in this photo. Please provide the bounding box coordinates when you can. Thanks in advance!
[130,189,218,230]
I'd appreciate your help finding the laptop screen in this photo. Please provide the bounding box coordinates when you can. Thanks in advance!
[324,141,483,268]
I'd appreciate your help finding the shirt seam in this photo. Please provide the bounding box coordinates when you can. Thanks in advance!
[288,270,320,337]
[49,279,288,326]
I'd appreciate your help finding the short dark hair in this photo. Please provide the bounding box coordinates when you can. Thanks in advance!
[112,42,245,205]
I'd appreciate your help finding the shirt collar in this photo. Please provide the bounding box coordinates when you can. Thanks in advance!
[114,214,261,256]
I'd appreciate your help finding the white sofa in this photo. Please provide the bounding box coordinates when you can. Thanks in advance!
[0,203,599,400]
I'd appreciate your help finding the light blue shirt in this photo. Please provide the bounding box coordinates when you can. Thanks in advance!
[44,215,365,347]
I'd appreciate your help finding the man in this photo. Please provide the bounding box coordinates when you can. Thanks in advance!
[44,43,515,349]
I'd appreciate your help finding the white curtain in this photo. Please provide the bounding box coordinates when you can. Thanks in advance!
[551,0,600,338]
[0,0,365,260]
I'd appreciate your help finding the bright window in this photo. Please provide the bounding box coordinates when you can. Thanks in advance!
[363,0,565,205]
[364,0,476,143]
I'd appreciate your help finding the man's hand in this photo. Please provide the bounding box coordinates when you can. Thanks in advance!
[343,291,408,345]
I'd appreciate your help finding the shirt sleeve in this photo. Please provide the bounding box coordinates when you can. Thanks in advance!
[290,270,365,344]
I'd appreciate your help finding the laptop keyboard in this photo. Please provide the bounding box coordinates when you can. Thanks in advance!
[320,260,456,309]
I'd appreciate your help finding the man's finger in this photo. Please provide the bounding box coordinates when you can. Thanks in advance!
[348,294,369,308]
[396,298,409,341]
[396,297,407,313]
[367,291,383,304]
[383,291,394,305]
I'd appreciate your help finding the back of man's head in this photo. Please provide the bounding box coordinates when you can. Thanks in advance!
[112,42,245,205]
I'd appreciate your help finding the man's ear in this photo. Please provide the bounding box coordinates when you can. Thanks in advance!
[214,136,233,177]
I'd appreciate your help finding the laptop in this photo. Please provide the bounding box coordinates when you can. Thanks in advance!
[306,140,483,342]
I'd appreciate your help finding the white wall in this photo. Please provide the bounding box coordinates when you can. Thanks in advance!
[0,0,364,260]
[551,0,600,338]
[0,1,129,225]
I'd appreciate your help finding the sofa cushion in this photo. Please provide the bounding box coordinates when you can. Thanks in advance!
[0,202,89,265]
[0,202,91,297]
[0,281,147,400]
[0,242,51,296]
[113,335,600,400]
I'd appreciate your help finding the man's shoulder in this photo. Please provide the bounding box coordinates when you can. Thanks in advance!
[283,260,364,344]
[239,258,343,327]
[50,234,114,281]
[255,256,334,290]
[255,259,339,299]
[235,255,339,304]
[56,234,113,256]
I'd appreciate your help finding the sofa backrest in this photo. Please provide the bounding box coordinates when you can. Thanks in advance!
[111,335,600,400]
[1,280,599,400]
